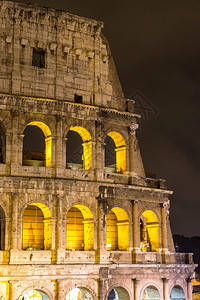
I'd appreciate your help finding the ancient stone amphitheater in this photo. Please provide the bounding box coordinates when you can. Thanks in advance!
[0,1,195,299]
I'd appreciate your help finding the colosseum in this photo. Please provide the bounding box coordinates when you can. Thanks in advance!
[0,1,195,299]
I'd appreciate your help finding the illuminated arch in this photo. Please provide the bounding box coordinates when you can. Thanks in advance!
[22,289,50,300]
[22,203,52,250]
[141,285,161,300]
[66,287,94,300]
[66,205,94,251]
[23,121,52,167]
[140,210,159,252]
[66,126,92,170]
[107,286,130,300]
[105,131,126,174]
[106,207,129,251]
[170,285,185,300]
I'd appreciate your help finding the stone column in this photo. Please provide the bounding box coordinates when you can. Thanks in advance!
[63,137,68,169]
[95,120,104,178]
[55,115,63,168]
[5,217,11,250]
[129,123,145,178]
[96,190,108,263]
[18,134,24,166]
[10,110,20,165]
[187,278,193,300]
[161,202,168,253]
[56,195,63,250]
[51,218,56,250]
[5,133,12,165]
[10,193,19,249]
[1,133,8,164]
[92,140,96,172]
[132,200,140,254]
[45,136,54,167]
[8,281,13,299]
[162,278,169,300]
[133,278,140,300]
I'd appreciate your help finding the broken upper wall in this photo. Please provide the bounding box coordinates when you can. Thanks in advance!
[0,1,126,110]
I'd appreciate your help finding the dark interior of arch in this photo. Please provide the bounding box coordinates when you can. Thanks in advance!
[170,285,185,299]
[66,130,83,169]
[143,285,161,300]
[23,125,45,166]
[0,127,5,163]
[0,205,5,250]
[107,287,130,300]
[105,135,116,170]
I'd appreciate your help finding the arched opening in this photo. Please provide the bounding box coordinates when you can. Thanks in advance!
[142,285,161,300]
[66,126,92,170]
[140,210,159,252]
[66,287,94,300]
[0,127,5,164]
[66,205,94,251]
[22,203,52,250]
[104,132,126,174]
[170,285,185,300]
[0,206,5,250]
[106,207,129,251]
[22,289,50,300]
[107,287,130,300]
[23,121,52,167]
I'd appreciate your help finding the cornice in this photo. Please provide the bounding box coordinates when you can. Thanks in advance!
[0,94,140,120]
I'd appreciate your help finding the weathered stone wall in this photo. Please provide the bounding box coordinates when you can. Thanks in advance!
[0,1,125,109]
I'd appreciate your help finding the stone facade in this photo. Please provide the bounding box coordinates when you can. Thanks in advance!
[0,1,195,299]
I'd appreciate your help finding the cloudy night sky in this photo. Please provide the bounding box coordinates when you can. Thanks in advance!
[12,0,200,237]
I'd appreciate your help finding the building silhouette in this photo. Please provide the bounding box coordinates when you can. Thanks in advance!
[0,1,195,299]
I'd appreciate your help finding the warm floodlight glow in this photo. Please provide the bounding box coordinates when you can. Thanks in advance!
[66,288,94,300]
[66,205,94,251]
[0,282,8,300]
[141,210,159,252]
[23,289,50,300]
[142,285,161,300]
[106,207,129,251]
[27,121,52,167]
[22,203,52,250]
[107,132,126,173]
[70,126,92,170]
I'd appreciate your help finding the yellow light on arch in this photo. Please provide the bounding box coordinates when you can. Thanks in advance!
[107,132,126,173]
[27,121,52,167]
[70,126,92,170]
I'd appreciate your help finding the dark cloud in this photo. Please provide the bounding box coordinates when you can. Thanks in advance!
[12,0,200,236]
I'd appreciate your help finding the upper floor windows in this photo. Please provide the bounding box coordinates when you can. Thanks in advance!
[105,132,126,174]
[140,210,159,252]
[74,94,83,104]
[32,48,45,68]
[23,121,52,167]
[1,118,128,174]
[66,126,92,171]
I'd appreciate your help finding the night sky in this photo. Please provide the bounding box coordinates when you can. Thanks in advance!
[12,0,200,237]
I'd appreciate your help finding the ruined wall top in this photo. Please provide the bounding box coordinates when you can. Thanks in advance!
[0,1,127,110]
